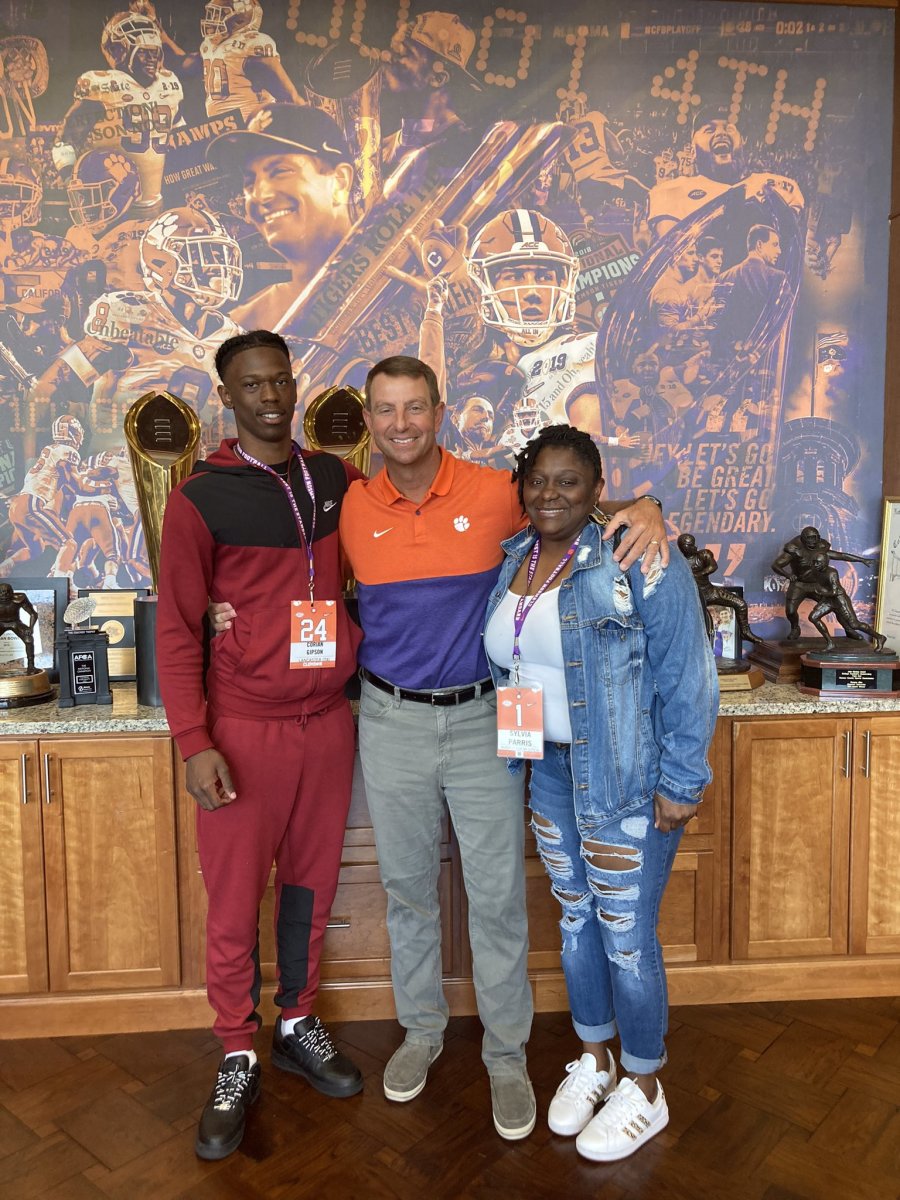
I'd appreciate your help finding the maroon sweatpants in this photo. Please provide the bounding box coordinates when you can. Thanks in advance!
[197,701,355,1052]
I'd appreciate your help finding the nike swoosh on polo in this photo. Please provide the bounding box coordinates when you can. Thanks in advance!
[373,528,393,538]
[323,500,336,512]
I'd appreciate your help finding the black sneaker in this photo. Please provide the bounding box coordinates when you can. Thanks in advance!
[195,1055,261,1161]
[271,1016,363,1098]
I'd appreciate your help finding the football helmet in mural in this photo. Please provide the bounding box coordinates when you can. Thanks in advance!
[0,157,42,229]
[201,0,263,44]
[100,11,163,77]
[52,414,85,449]
[140,207,243,309]
[467,209,579,347]
[67,151,141,228]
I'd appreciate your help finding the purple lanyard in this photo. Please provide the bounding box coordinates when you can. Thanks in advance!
[511,535,580,679]
[233,439,317,600]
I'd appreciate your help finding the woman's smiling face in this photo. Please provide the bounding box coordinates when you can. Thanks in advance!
[521,445,603,543]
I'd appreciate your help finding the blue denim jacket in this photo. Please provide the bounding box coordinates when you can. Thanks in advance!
[483,522,719,820]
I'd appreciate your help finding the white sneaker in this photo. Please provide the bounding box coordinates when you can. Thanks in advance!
[548,1051,617,1136]
[575,1076,669,1162]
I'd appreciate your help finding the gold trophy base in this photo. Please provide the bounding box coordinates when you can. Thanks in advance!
[0,668,54,709]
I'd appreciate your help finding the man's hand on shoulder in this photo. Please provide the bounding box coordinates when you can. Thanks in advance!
[186,748,236,811]
[600,496,669,573]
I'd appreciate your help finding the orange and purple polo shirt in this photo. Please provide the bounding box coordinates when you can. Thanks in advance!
[340,450,526,689]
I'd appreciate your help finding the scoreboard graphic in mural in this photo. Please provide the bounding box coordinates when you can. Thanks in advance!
[0,0,892,633]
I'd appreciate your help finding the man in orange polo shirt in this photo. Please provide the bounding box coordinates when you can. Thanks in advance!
[340,355,666,1138]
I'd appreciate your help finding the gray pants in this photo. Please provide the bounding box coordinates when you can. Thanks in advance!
[358,678,532,1074]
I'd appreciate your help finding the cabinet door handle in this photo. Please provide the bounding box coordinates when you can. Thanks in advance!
[862,730,871,778]
[842,730,851,777]
[43,752,52,804]
[20,753,28,804]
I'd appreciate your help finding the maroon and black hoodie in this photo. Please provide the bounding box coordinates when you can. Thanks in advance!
[157,438,363,761]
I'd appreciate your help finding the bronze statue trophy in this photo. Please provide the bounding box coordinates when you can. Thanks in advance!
[677,534,765,691]
[748,525,898,691]
[124,390,202,706]
[793,551,900,698]
[0,582,53,708]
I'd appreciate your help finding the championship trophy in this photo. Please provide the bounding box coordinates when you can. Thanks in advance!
[303,383,371,476]
[124,389,201,706]
[0,581,53,708]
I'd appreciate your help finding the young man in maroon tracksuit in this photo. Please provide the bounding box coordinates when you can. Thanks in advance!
[157,330,364,1160]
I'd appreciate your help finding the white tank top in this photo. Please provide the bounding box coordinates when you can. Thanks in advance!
[484,587,572,743]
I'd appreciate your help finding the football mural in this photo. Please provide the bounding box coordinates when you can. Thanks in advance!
[0,0,892,634]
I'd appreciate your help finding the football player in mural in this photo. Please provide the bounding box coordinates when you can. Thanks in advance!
[207,104,354,330]
[53,9,184,214]
[198,0,302,120]
[31,207,242,447]
[381,9,483,163]
[646,107,804,242]
[63,149,150,289]
[556,99,648,229]
[0,415,86,576]
[464,209,600,454]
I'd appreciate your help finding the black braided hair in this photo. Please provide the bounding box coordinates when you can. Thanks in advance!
[512,424,604,510]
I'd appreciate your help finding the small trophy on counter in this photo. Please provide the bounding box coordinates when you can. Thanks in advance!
[792,551,900,698]
[677,534,765,690]
[0,581,54,708]
[750,526,880,683]
[56,595,113,708]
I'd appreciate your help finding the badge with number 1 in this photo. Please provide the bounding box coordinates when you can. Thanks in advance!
[496,684,544,758]
[290,600,337,668]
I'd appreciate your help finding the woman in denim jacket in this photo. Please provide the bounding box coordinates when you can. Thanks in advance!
[483,424,719,1162]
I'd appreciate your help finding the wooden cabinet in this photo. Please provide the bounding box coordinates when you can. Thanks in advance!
[732,715,900,962]
[850,716,900,955]
[2,691,900,1037]
[0,740,46,995]
[0,735,179,996]
[526,721,731,971]
[175,749,459,991]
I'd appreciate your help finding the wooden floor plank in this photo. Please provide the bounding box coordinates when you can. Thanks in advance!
[0,1001,896,1200]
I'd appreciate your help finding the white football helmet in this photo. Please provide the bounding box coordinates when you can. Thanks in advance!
[52,414,85,450]
[467,209,579,347]
[140,206,243,309]
[101,11,163,77]
[201,0,263,43]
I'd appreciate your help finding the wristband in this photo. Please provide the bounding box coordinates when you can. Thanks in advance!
[644,494,664,511]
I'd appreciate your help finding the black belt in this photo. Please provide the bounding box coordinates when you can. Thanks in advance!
[361,668,494,706]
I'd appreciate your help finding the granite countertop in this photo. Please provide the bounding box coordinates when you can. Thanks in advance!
[0,683,169,735]
[1,679,900,737]
[718,681,900,717]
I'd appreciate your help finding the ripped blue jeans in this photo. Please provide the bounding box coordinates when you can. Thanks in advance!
[529,742,682,1075]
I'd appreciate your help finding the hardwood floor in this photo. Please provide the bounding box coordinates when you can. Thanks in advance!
[1,997,899,1199]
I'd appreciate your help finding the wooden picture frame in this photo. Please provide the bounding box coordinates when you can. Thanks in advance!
[0,576,68,681]
[708,585,743,659]
[875,497,900,654]
[77,588,150,681]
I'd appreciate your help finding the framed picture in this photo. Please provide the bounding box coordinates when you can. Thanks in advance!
[875,497,900,655]
[78,588,150,681]
[708,586,743,659]
[0,576,68,681]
